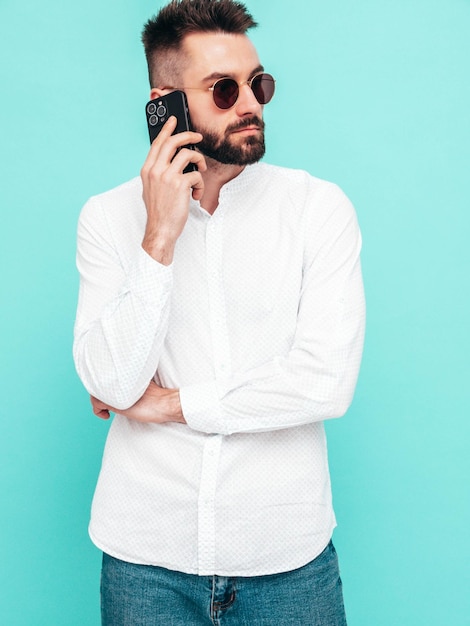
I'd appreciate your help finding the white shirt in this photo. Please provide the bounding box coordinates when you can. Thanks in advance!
[73,162,365,576]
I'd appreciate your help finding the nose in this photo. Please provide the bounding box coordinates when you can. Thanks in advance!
[234,82,263,117]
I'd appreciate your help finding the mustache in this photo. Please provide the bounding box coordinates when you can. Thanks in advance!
[226,116,265,135]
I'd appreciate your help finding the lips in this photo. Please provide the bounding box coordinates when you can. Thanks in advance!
[232,126,259,134]
[226,117,265,136]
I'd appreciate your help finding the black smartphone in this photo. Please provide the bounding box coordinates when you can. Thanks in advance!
[145,90,197,173]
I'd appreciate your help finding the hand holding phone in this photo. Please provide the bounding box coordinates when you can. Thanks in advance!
[145,90,197,173]
[141,91,205,264]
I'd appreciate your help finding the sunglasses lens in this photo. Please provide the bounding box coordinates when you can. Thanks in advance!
[213,78,239,109]
[252,73,275,105]
[212,74,276,109]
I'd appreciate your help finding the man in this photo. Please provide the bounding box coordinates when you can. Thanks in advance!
[73,0,365,623]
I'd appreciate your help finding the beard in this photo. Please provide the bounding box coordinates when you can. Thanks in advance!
[194,116,266,166]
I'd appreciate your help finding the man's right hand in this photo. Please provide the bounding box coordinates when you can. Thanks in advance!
[140,115,207,265]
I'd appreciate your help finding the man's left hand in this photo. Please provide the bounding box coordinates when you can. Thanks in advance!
[90,381,186,424]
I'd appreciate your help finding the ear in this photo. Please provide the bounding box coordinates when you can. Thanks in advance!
[150,87,173,100]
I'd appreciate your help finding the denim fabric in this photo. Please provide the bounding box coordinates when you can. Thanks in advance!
[101,541,347,625]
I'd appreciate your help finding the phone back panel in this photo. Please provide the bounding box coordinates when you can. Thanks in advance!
[146,90,194,144]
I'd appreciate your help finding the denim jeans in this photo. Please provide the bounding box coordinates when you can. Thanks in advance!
[101,540,347,625]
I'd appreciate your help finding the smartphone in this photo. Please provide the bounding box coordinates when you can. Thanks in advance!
[145,90,197,173]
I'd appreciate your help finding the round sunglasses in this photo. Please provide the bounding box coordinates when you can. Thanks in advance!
[165,72,276,110]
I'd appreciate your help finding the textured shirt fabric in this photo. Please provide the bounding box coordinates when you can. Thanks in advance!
[73,162,365,576]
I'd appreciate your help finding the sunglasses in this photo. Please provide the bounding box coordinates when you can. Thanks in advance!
[165,72,276,110]
[209,72,276,109]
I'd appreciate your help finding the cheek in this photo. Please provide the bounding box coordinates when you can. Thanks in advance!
[186,95,230,134]
[192,116,226,139]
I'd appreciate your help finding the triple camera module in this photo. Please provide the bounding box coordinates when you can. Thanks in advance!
[146,101,167,126]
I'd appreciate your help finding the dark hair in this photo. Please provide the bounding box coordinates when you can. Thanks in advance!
[141,0,258,87]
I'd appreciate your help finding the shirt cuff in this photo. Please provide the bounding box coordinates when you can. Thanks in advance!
[179,380,227,434]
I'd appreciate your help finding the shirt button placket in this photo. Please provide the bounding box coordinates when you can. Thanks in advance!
[205,211,231,381]
[196,210,231,574]
[197,434,222,574]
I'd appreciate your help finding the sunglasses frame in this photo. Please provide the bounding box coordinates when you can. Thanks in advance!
[162,72,276,110]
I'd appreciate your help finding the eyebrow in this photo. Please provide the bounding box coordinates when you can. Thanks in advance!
[201,64,265,83]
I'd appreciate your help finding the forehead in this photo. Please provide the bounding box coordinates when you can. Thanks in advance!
[181,32,261,81]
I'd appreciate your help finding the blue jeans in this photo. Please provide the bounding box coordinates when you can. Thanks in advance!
[101,541,347,625]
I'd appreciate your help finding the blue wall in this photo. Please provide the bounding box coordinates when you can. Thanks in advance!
[1,1,469,623]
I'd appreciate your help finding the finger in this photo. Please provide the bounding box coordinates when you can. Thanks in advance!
[146,118,203,166]
[91,403,111,419]
[151,115,178,146]
[90,393,112,416]
[178,169,204,201]
[170,147,207,174]
[191,177,205,201]
[154,133,204,174]
[142,116,179,173]
[90,395,100,409]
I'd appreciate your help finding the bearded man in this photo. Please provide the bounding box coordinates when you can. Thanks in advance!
[73,1,365,624]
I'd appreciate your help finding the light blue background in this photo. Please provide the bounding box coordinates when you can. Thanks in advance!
[1,1,469,624]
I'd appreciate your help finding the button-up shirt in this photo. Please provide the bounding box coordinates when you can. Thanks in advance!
[73,162,365,576]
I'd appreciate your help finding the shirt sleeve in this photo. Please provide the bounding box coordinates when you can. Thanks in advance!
[73,195,173,409]
[179,186,366,435]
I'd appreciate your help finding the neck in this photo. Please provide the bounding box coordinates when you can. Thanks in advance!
[199,158,245,215]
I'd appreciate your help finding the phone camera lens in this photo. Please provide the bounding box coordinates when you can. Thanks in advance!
[148,114,158,126]
[156,105,166,118]
[147,103,157,115]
